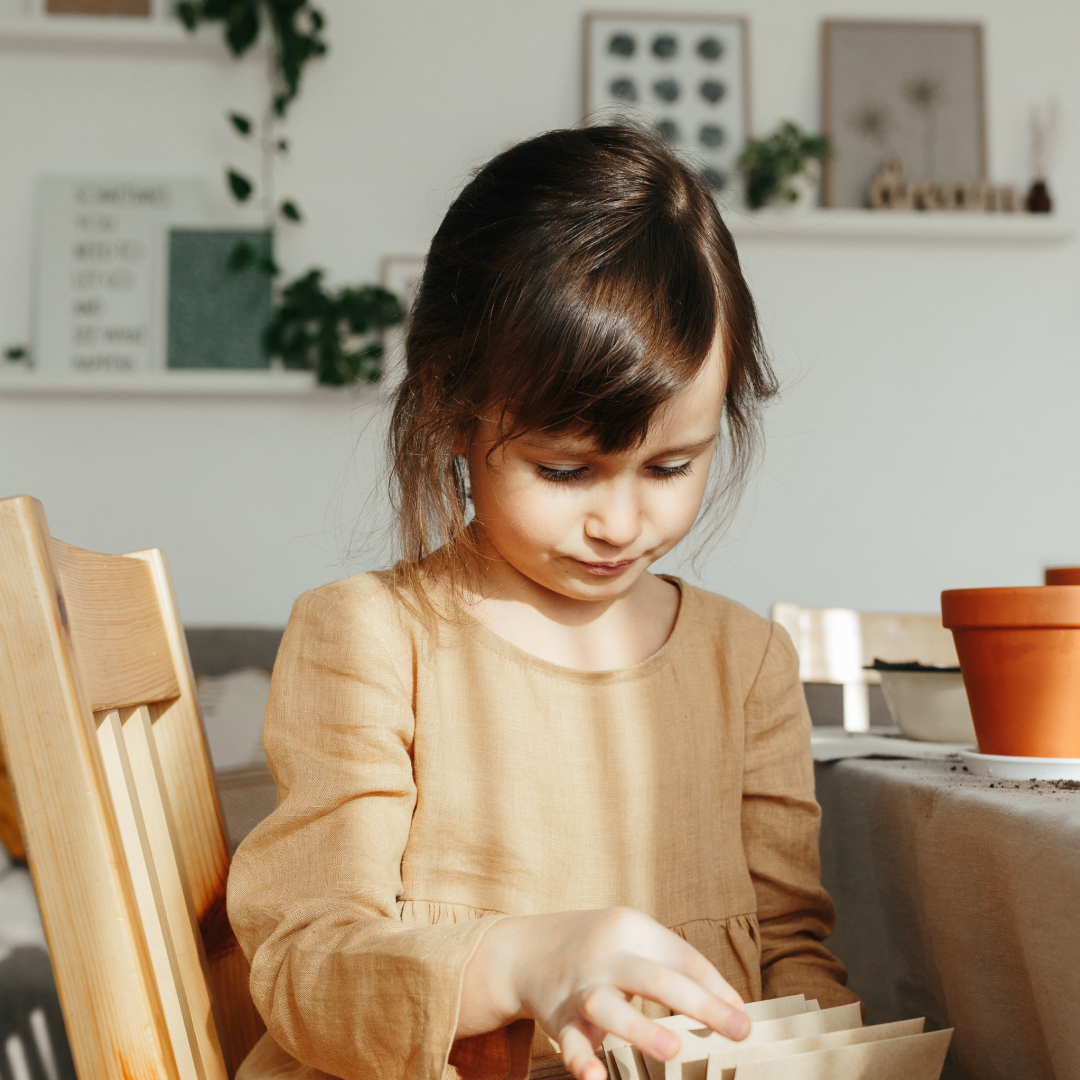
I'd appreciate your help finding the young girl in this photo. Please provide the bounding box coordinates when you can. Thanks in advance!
[227,126,857,1080]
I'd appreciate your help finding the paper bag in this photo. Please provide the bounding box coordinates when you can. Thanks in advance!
[642,1003,864,1080]
[729,1028,952,1080]
[706,1018,925,1079]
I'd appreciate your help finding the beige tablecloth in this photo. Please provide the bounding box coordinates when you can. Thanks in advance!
[816,758,1080,1080]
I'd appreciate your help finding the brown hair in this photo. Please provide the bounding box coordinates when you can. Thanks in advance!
[389,125,776,598]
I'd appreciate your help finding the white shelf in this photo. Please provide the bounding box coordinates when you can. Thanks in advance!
[724,207,1076,242]
[0,368,361,398]
[0,15,225,53]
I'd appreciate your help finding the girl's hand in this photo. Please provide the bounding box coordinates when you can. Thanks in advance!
[458,907,750,1080]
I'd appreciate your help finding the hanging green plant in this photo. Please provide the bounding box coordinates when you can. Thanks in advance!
[177,0,404,385]
[264,271,403,387]
[175,0,327,117]
[737,121,831,210]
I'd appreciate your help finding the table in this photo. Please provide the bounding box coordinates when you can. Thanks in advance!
[815,757,1080,1080]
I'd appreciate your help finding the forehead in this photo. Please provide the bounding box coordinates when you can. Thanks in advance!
[519,342,726,456]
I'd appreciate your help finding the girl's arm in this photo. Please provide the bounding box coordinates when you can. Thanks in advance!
[227,581,509,1080]
[741,623,860,1006]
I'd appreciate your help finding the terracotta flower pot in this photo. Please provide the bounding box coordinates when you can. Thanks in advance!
[941,587,1080,757]
[1045,567,1080,585]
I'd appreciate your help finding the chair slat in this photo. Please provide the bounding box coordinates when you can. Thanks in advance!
[121,706,230,1080]
[0,496,180,1080]
[52,539,179,711]
[131,550,266,1072]
[97,708,205,1080]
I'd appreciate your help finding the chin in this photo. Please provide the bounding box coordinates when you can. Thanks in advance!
[562,565,646,596]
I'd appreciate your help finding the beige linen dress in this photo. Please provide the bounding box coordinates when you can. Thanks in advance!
[227,571,856,1080]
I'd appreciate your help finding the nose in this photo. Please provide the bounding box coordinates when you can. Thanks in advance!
[584,480,643,550]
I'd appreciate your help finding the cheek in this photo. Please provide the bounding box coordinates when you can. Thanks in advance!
[649,465,713,542]
[470,460,577,549]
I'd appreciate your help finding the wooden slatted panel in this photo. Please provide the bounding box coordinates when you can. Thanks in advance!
[52,539,179,711]
[129,549,266,1072]
[97,708,205,1080]
[121,706,231,1080]
[0,495,180,1080]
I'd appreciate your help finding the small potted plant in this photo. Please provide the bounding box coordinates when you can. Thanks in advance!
[737,121,831,211]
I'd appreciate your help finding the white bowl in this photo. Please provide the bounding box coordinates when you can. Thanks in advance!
[878,669,977,744]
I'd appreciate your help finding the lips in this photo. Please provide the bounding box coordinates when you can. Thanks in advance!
[576,559,635,577]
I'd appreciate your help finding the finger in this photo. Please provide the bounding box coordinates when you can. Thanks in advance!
[619,914,745,1010]
[574,983,680,1061]
[612,956,751,1041]
[559,1023,610,1080]
[647,930,746,1010]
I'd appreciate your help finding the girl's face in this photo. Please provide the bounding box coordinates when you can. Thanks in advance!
[466,340,727,603]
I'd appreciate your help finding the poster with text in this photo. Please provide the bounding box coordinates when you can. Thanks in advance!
[33,176,208,376]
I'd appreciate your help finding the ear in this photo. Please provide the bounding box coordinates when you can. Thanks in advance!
[452,428,468,456]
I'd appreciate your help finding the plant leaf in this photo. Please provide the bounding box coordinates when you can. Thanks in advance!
[279,199,302,222]
[227,169,254,202]
[174,1,198,31]
[259,255,280,277]
[229,112,253,135]
[277,138,289,153]
[227,240,256,271]
[224,0,259,55]
[3,345,27,361]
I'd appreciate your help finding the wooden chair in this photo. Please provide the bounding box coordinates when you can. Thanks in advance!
[0,496,265,1080]
[771,602,959,732]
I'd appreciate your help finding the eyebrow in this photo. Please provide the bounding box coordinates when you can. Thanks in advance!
[520,433,718,458]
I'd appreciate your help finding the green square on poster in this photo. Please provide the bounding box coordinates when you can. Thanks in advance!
[167,229,273,369]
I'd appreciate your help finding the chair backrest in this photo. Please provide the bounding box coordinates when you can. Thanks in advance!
[0,496,264,1080]
[771,601,958,732]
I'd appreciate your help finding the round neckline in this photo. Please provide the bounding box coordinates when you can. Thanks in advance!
[453,575,691,682]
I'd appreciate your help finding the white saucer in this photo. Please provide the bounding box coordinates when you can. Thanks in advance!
[959,749,1080,781]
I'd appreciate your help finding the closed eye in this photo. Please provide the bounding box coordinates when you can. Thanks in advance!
[537,465,587,484]
[649,462,693,480]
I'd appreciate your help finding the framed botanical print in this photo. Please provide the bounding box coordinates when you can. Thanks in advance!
[822,20,986,208]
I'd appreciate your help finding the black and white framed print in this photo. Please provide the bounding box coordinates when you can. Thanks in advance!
[583,12,750,201]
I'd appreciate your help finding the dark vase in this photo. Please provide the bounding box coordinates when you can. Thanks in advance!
[1026,180,1052,213]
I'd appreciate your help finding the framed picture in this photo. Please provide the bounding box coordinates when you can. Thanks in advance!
[32,176,208,376]
[45,0,150,12]
[380,255,424,319]
[7,0,161,15]
[583,12,750,200]
[166,228,273,369]
[822,20,986,208]
[379,254,425,387]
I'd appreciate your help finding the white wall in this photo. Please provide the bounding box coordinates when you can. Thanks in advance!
[1,0,1078,626]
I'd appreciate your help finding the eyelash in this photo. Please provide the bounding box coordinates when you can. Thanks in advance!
[536,462,693,484]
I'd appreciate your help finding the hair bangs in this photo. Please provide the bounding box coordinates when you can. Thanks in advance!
[485,211,721,455]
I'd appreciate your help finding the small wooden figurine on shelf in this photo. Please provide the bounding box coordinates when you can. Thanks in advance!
[1025,101,1058,213]
[868,160,1020,212]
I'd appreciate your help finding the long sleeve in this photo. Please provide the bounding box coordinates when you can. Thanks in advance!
[226,583,510,1080]
[740,623,859,1008]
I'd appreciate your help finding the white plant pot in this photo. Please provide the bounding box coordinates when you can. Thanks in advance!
[766,160,821,211]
